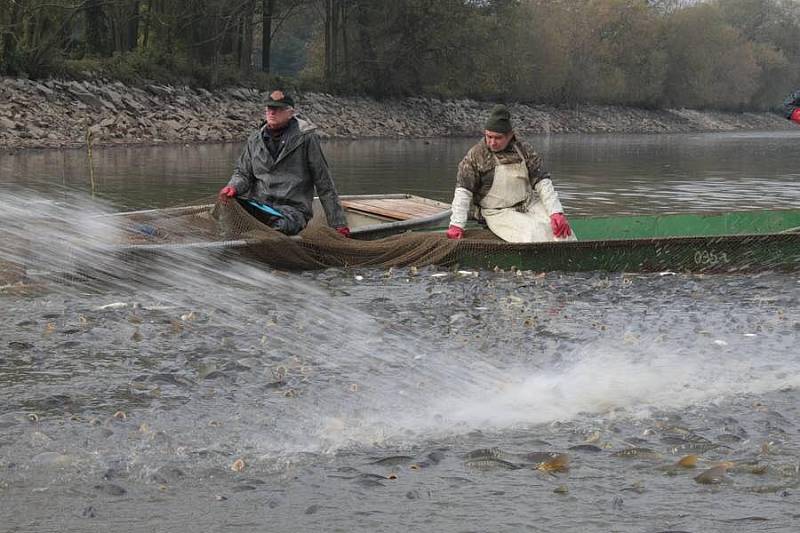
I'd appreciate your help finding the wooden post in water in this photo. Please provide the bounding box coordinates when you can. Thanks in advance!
[86,128,96,197]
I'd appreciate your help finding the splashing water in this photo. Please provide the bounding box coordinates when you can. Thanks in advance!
[1,189,798,461]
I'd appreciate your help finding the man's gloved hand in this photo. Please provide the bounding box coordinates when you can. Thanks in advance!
[791,108,800,125]
[445,225,464,240]
[271,218,288,233]
[218,186,237,201]
[336,226,351,238]
[550,213,572,238]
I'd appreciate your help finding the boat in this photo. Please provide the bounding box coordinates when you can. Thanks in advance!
[450,208,800,273]
[5,196,797,283]
[110,198,799,273]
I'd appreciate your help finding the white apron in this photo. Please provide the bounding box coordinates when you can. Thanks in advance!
[479,147,576,243]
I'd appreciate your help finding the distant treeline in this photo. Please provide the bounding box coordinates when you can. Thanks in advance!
[1,0,798,110]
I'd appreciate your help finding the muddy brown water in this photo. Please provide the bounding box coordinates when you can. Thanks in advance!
[1,132,799,532]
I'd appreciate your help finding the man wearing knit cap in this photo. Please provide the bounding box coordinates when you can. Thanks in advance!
[445,105,574,242]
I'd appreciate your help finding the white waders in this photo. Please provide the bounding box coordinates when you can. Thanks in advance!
[479,146,577,243]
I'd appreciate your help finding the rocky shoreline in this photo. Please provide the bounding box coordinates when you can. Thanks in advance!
[0,77,793,152]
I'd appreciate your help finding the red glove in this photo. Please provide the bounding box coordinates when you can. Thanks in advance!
[550,213,572,238]
[336,226,351,238]
[791,108,800,125]
[445,225,464,240]
[218,185,236,200]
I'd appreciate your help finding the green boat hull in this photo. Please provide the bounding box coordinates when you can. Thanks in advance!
[570,208,800,240]
[452,209,800,273]
[452,233,799,273]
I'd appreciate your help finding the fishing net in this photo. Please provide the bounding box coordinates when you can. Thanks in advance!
[144,197,491,270]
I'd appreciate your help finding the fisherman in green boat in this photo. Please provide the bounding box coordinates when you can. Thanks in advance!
[445,105,575,242]
[218,89,351,237]
[784,89,800,125]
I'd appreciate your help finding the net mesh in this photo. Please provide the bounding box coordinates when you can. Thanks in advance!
[214,198,476,270]
[105,197,518,270]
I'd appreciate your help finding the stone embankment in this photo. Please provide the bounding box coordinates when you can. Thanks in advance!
[0,77,793,151]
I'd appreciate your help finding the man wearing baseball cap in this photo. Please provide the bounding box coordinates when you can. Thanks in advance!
[219,89,350,237]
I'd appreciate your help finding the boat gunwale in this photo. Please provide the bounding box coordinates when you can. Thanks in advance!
[101,193,451,219]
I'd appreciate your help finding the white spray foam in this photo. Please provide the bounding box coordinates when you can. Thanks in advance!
[302,336,800,451]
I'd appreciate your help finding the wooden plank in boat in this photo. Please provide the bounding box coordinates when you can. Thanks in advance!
[368,199,446,215]
[342,198,446,214]
[341,198,447,220]
[352,201,441,217]
[344,202,441,220]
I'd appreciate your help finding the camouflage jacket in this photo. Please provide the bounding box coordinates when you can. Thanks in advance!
[226,117,347,227]
[456,137,552,205]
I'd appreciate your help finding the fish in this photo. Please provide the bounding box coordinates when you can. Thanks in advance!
[660,435,706,445]
[463,448,568,473]
[612,447,663,460]
[669,442,723,454]
[94,302,129,310]
[8,341,33,350]
[623,437,652,446]
[716,433,744,444]
[720,517,770,523]
[368,455,415,466]
[464,448,522,470]
[464,447,505,461]
[410,451,446,470]
[426,450,446,464]
[694,463,733,484]
[655,423,697,437]
[728,460,768,475]
[464,457,522,470]
[568,444,603,453]
[93,483,127,496]
[535,453,569,473]
[658,454,700,475]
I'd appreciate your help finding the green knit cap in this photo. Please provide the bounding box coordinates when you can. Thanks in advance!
[485,105,512,133]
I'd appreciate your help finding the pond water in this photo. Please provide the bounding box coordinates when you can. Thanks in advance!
[2,130,799,213]
[1,132,799,532]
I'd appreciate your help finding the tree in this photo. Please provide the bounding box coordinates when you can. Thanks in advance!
[261,0,275,72]
[663,3,760,108]
[239,0,255,74]
[579,0,667,106]
[715,0,800,108]
[258,0,314,74]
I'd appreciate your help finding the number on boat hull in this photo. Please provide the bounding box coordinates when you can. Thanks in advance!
[694,250,729,266]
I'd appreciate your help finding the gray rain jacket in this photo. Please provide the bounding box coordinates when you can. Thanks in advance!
[226,117,348,228]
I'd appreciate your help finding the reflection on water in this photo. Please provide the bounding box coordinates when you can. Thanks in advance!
[1,131,799,213]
